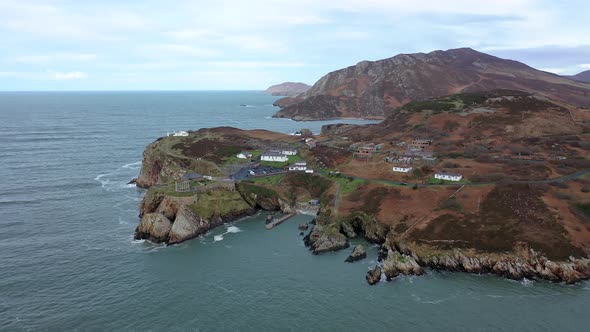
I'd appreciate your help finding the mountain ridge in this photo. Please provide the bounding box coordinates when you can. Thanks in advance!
[273,47,590,120]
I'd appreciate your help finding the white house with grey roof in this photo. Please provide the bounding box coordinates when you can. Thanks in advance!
[261,151,288,162]
[434,172,463,181]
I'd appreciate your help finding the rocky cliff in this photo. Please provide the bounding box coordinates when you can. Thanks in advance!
[273,47,590,120]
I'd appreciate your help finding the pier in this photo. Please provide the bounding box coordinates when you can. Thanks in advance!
[265,213,296,230]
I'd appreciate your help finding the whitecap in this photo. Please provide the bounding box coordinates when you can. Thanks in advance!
[226,226,241,233]
[122,161,142,169]
[214,235,224,242]
[521,278,534,287]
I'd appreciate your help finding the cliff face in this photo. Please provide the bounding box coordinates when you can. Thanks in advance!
[264,82,311,97]
[273,47,590,120]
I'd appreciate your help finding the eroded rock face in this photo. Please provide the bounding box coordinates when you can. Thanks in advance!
[168,207,209,244]
[366,266,382,285]
[304,224,349,254]
[298,222,309,231]
[345,244,367,263]
[390,240,590,284]
[382,250,424,280]
[135,213,172,243]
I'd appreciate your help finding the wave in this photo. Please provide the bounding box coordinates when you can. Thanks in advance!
[226,226,241,233]
[122,161,142,169]
[213,235,224,242]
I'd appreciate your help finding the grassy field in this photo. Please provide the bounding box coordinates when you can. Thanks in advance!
[246,174,286,186]
[331,176,365,194]
[188,189,251,220]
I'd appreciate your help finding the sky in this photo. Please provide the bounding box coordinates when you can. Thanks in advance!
[0,0,589,90]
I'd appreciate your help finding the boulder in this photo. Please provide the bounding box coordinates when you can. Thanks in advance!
[168,208,209,244]
[135,213,172,243]
[383,250,424,279]
[298,222,309,231]
[366,266,382,285]
[304,224,349,254]
[345,244,367,262]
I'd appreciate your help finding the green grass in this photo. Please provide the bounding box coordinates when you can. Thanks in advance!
[188,189,251,219]
[332,177,364,194]
[246,174,285,186]
[222,150,262,165]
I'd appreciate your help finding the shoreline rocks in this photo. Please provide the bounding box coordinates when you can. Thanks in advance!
[345,244,367,263]
[298,222,309,231]
[382,250,424,280]
[303,224,349,254]
[366,266,382,285]
[391,241,590,284]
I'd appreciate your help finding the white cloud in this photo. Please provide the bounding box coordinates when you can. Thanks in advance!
[12,53,98,65]
[539,68,567,74]
[47,70,88,80]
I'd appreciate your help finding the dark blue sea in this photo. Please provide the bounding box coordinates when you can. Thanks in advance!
[0,91,588,331]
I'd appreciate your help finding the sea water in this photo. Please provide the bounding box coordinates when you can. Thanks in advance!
[0,91,588,331]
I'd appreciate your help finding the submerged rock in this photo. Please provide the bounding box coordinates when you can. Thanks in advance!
[135,213,172,243]
[298,222,309,231]
[345,244,367,263]
[366,266,382,285]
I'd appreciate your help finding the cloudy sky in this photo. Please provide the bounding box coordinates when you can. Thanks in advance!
[1,0,589,90]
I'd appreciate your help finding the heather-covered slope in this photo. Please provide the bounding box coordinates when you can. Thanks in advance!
[273,48,590,120]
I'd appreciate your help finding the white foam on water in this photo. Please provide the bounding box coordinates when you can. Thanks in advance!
[226,226,241,233]
[521,278,534,287]
[213,235,224,242]
[122,161,142,169]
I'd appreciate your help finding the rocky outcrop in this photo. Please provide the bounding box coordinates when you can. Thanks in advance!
[382,250,424,280]
[264,82,311,97]
[135,187,256,245]
[304,224,349,254]
[345,244,367,262]
[366,266,382,285]
[273,47,590,120]
[298,222,309,231]
[389,240,590,284]
[340,213,389,244]
[135,213,172,243]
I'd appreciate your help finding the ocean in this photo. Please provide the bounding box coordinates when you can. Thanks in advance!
[0,91,588,331]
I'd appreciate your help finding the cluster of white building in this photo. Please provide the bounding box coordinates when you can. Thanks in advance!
[392,167,463,182]
[260,148,297,162]
[288,161,314,173]
[167,130,189,137]
[434,172,463,182]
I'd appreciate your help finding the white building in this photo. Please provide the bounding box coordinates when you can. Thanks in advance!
[282,149,298,156]
[261,151,288,162]
[434,172,463,182]
[305,169,314,174]
[393,166,413,173]
[236,151,253,159]
[288,162,307,171]
[172,130,189,137]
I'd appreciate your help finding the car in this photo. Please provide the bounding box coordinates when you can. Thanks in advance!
[399,182,408,186]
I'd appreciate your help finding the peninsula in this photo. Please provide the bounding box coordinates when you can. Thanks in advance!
[134,90,590,284]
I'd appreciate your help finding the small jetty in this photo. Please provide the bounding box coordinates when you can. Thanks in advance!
[265,213,296,230]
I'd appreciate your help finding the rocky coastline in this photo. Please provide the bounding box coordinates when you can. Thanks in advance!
[134,127,590,285]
